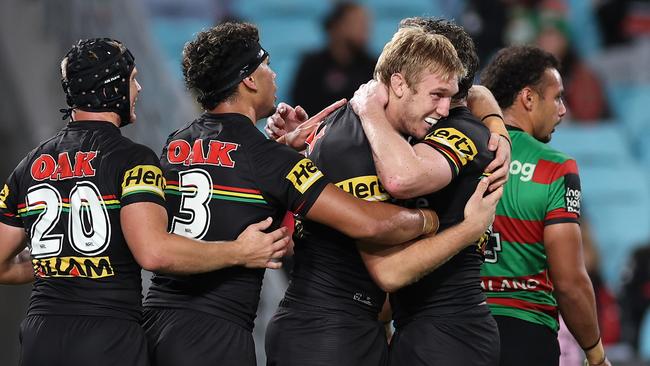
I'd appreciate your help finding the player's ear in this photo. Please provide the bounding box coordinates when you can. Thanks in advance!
[389,73,406,98]
[242,75,258,92]
[520,87,535,111]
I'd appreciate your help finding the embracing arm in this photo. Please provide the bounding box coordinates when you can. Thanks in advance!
[305,184,437,245]
[359,180,501,292]
[121,202,290,274]
[0,222,33,284]
[546,223,609,365]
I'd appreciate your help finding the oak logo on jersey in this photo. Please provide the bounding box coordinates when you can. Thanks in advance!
[336,175,390,201]
[0,184,8,209]
[286,158,324,193]
[31,151,97,181]
[425,128,477,166]
[33,256,114,278]
[167,139,239,168]
[121,165,165,198]
[564,173,581,215]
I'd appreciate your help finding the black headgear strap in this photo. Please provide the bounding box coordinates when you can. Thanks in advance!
[211,43,268,96]
[60,38,136,126]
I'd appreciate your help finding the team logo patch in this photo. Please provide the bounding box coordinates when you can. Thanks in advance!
[564,173,581,215]
[121,165,165,198]
[286,158,324,194]
[425,127,477,167]
[0,184,8,209]
[33,256,114,278]
[336,175,390,201]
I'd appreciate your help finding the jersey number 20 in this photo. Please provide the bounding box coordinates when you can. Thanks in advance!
[27,182,111,258]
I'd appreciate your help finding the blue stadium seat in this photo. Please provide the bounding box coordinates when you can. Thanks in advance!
[256,19,323,58]
[549,123,633,168]
[578,165,650,289]
[639,308,650,360]
[371,18,399,55]
[358,0,440,18]
[232,0,329,21]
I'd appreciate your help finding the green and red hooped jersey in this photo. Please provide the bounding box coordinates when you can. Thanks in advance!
[480,126,581,332]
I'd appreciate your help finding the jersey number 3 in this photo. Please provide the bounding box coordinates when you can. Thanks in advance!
[170,169,212,239]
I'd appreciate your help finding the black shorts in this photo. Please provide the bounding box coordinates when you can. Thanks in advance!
[19,314,148,366]
[389,305,500,366]
[265,305,388,366]
[143,308,255,366]
[495,315,559,366]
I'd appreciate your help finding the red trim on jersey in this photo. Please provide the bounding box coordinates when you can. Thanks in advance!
[494,215,543,244]
[166,181,261,194]
[423,139,462,170]
[481,270,553,293]
[487,297,558,318]
[532,159,578,184]
[545,208,578,222]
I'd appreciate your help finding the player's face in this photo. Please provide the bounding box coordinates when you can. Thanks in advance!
[129,67,142,123]
[532,68,566,143]
[253,57,277,119]
[399,71,458,139]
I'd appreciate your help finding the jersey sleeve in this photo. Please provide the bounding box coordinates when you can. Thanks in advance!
[419,121,488,179]
[0,169,24,227]
[118,144,167,208]
[249,138,329,216]
[542,159,581,225]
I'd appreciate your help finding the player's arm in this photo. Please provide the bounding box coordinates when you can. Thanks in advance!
[545,223,609,366]
[349,82,453,199]
[359,179,501,292]
[466,85,511,191]
[305,184,437,245]
[121,202,290,274]
[0,222,33,284]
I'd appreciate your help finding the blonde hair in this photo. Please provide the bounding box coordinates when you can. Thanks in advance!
[375,26,466,89]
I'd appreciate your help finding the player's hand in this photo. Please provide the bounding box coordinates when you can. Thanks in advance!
[349,80,389,119]
[265,102,309,139]
[235,217,290,269]
[282,98,346,151]
[583,357,612,366]
[484,132,511,192]
[463,179,503,240]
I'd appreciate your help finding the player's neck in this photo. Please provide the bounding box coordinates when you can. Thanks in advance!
[210,102,257,125]
[71,110,121,128]
[503,108,531,134]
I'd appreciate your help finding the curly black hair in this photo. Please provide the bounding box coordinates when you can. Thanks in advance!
[399,17,478,101]
[182,22,260,110]
[480,45,559,109]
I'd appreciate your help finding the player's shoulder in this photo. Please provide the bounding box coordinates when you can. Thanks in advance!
[435,107,490,139]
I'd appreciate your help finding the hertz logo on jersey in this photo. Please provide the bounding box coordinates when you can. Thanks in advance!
[0,184,8,209]
[286,158,324,194]
[336,175,390,201]
[121,165,165,199]
[425,127,478,169]
[33,256,114,278]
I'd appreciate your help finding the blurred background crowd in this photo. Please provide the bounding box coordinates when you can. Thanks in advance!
[1,0,649,365]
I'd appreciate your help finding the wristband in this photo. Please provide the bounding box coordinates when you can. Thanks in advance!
[418,209,436,235]
[582,336,601,352]
[499,134,512,148]
[481,113,504,122]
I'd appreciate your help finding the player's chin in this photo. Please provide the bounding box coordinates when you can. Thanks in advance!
[413,122,430,140]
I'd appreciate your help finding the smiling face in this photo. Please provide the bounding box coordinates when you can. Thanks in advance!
[128,67,142,124]
[395,70,459,139]
[531,68,566,143]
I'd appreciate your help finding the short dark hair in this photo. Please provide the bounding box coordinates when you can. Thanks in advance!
[182,22,260,110]
[400,17,478,101]
[480,45,559,109]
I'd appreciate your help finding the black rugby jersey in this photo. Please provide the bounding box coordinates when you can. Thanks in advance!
[283,104,389,318]
[144,113,328,331]
[392,106,494,324]
[0,121,166,321]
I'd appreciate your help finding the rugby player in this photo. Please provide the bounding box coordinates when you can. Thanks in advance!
[0,38,292,366]
[480,45,610,366]
[142,22,440,366]
[344,18,506,366]
[265,26,503,366]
